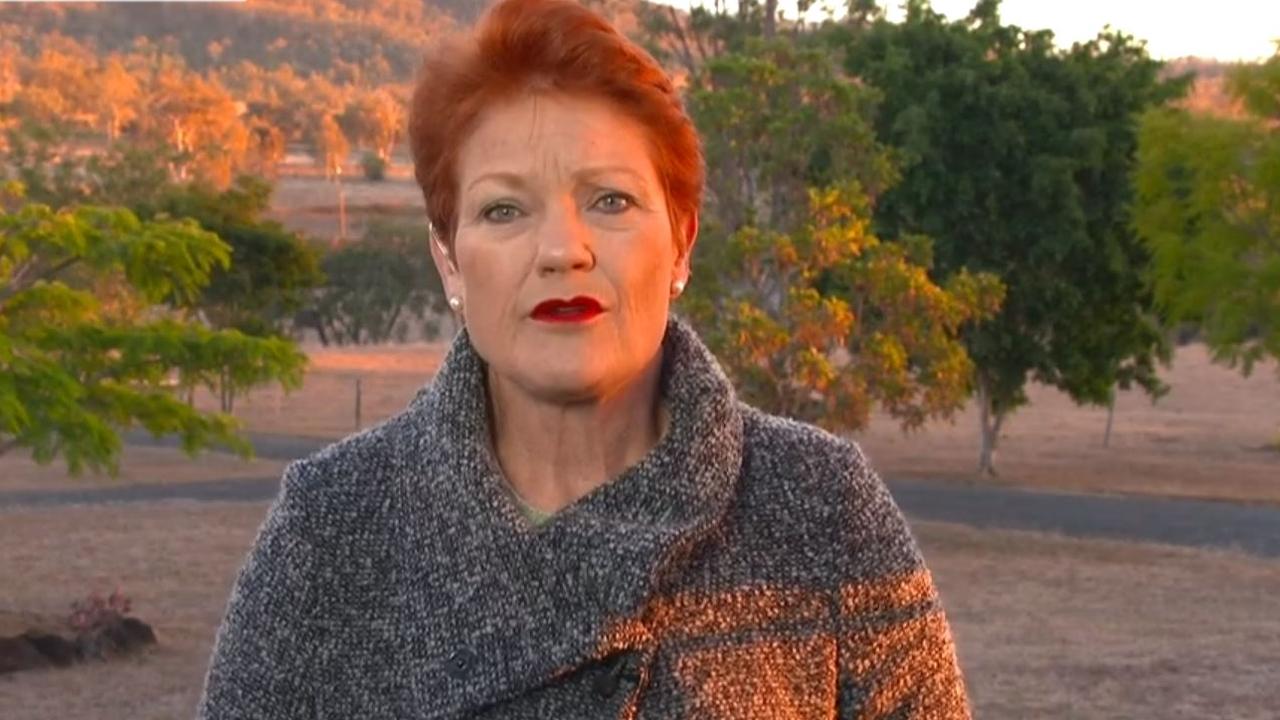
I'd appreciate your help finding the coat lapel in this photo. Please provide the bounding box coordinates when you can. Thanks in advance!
[391,316,744,719]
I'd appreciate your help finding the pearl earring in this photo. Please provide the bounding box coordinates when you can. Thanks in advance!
[671,279,686,296]
[448,296,462,311]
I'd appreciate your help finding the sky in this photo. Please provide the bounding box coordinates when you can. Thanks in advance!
[656,0,1280,62]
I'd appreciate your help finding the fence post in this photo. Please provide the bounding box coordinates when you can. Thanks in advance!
[1103,387,1116,448]
[354,377,363,432]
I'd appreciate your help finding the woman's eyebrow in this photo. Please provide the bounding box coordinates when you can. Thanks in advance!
[466,166,650,194]
[575,166,650,188]
[466,171,529,193]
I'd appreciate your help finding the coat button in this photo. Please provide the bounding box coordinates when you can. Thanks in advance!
[445,648,478,679]
[593,652,642,698]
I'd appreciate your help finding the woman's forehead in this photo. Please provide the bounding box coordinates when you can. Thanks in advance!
[457,93,660,189]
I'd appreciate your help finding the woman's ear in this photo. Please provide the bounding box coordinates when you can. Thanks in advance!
[428,226,462,300]
[674,211,699,284]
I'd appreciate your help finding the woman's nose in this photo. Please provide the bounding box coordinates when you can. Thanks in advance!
[534,203,596,275]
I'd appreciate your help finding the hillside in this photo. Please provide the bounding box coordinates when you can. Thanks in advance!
[1162,57,1248,117]
[0,1,457,85]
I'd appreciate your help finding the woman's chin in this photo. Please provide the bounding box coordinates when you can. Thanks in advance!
[523,366,613,403]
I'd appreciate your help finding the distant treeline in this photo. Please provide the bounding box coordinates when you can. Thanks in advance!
[0,0,445,82]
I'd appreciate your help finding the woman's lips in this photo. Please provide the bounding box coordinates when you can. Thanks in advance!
[531,296,604,323]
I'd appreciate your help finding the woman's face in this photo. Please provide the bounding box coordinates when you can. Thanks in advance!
[435,92,695,403]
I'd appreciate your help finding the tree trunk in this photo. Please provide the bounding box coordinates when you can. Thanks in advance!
[976,373,1003,477]
[219,368,235,414]
[1103,386,1116,448]
[763,0,778,37]
[335,178,347,248]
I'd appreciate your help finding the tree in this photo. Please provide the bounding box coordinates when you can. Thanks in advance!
[246,117,286,177]
[688,38,892,233]
[839,1,1184,474]
[151,176,325,339]
[682,37,1003,433]
[309,219,441,345]
[141,67,251,186]
[340,88,405,162]
[1133,50,1280,436]
[0,42,18,107]
[3,135,323,342]
[94,56,141,142]
[0,182,306,476]
[9,38,100,132]
[312,114,350,182]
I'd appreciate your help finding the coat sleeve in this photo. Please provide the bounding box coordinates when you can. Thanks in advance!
[196,462,321,719]
[834,448,970,720]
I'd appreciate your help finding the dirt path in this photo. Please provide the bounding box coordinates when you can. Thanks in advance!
[3,431,1278,558]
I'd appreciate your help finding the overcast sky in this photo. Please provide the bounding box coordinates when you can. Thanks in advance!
[654,0,1280,62]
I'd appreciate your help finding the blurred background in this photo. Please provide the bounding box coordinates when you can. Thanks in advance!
[0,1,1277,718]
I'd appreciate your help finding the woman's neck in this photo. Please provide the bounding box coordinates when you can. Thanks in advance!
[485,353,669,514]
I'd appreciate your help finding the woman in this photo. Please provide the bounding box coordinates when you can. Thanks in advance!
[197,0,969,717]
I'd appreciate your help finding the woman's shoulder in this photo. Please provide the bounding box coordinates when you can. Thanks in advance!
[268,401,441,520]
[735,403,923,574]
[737,403,877,488]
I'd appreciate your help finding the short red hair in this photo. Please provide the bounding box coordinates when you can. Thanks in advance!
[408,0,703,252]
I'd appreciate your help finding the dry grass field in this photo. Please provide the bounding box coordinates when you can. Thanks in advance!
[165,338,1280,505]
[856,344,1280,505]
[2,338,1273,504]
[0,446,286,494]
[267,174,425,242]
[0,502,1276,719]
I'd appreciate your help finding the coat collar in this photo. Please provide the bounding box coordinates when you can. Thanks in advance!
[392,315,744,718]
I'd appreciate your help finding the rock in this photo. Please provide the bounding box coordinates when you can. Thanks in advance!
[75,615,157,659]
[119,617,158,648]
[0,612,157,674]
[0,636,50,674]
[22,632,77,667]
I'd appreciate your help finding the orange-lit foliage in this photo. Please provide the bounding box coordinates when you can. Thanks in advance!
[688,185,1003,434]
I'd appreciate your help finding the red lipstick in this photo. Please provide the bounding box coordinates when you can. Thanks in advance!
[531,296,604,323]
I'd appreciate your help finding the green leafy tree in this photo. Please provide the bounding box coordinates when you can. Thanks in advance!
[839,0,1185,474]
[683,37,1003,433]
[309,218,441,345]
[1134,50,1280,440]
[3,137,324,341]
[150,176,325,339]
[0,182,306,476]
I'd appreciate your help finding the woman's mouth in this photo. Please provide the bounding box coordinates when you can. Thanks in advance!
[531,296,604,323]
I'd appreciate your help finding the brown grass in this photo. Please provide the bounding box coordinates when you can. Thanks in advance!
[0,503,1277,719]
[2,339,1274,504]
[183,340,1280,505]
[857,343,1280,505]
[266,175,425,241]
[0,446,286,493]
[185,342,444,440]
[0,502,266,720]
[919,522,1280,719]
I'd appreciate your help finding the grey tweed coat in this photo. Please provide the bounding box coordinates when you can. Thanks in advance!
[196,316,969,719]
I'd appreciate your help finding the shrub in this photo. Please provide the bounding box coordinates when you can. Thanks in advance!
[360,151,387,181]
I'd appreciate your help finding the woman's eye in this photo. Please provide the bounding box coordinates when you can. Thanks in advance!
[593,192,634,214]
[482,203,522,223]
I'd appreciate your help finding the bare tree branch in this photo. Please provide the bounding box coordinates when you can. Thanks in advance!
[665,5,700,78]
